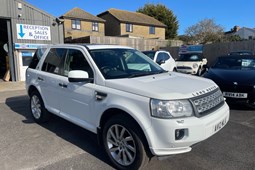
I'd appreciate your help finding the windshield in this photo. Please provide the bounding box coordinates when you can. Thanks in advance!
[178,53,203,61]
[142,51,156,60]
[213,57,255,70]
[89,48,165,79]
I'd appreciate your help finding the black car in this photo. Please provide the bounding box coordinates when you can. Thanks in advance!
[203,55,255,108]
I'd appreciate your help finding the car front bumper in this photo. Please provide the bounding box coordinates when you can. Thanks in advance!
[177,68,198,74]
[145,102,230,156]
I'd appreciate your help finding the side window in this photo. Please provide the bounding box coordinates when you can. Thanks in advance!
[164,53,170,61]
[63,49,93,78]
[156,53,165,63]
[29,48,47,69]
[41,48,67,74]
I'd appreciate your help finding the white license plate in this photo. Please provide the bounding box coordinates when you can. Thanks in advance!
[223,92,247,98]
[214,117,227,133]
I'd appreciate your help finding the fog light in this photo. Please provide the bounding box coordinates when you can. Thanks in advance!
[175,129,185,140]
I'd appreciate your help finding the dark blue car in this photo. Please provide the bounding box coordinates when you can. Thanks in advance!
[203,55,255,108]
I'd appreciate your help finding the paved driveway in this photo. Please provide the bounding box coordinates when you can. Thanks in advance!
[0,90,254,170]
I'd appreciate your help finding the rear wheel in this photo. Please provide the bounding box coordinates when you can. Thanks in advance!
[30,91,50,123]
[102,115,150,170]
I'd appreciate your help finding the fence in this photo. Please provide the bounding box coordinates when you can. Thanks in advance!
[163,40,255,66]
[66,35,183,51]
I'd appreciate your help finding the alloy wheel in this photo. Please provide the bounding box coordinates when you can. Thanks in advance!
[31,95,42,119]
[106,124,136,166]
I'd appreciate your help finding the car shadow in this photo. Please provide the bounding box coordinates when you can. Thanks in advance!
[227,102,255,111]
[5,95,112,168]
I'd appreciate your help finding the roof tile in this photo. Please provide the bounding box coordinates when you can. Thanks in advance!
[98,8,166,27]
[62,7,105,22]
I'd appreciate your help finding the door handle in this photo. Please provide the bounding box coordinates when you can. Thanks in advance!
[38,77,44,81]
[59,83,68,88]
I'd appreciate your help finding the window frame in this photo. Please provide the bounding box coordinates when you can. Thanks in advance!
[149,26,155,34]
[62,49,94,78]
[126,23,133,32]
[92,22,99,32]
[41,48,67,75]
[71,20,81,30]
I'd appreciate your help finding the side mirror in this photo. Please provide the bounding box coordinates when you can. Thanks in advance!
[68,70,93,83]
[157,59,165,65]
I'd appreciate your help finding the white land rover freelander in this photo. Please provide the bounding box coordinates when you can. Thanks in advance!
[26,44,230,170]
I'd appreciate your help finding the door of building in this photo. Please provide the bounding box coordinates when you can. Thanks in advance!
[18,50,34,81]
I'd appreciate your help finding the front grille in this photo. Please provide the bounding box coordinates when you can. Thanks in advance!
[190,88,225,117]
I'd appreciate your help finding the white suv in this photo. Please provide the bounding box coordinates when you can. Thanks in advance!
[26,44,229,170]
[142,50,176,71]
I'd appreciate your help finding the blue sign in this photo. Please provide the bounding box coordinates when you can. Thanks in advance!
[15,43,47,50]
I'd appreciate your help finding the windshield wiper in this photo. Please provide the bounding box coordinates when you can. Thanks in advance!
[128,70,167,78]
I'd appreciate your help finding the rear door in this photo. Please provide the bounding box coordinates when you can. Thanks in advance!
[37,48,67,114]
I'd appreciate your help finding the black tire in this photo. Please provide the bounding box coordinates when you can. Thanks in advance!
[102,114,150,170]
[29,91,50,123]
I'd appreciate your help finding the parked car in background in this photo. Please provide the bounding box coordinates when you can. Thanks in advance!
[203,55,255,108]
[176,52,207,76]
[142,50,176,71]
[228,50,253,56]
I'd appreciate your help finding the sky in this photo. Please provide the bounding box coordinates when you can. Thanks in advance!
[26,0,254,35]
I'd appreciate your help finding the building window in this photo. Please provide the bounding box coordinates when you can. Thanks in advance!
[72,20,81,30]
[92,22,99,32]
[126,23,133,32]
[248,36,253,40]
[149,26,155,34]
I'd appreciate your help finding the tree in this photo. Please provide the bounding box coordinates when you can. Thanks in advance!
[223,34,242,42]
[137,3,179,39]
[184,19,224,44]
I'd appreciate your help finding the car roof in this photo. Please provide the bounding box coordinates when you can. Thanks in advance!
[84,44,133,50]
[228,50,253,55]
[219,55,255,59]
[44,44,134,50]
[142,50,168,52]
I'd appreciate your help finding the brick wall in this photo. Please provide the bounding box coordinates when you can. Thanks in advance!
[98,14,120,36]
[63,19,105,39]
[120,23,165,39]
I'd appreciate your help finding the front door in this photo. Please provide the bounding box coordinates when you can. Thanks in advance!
[58,48,96,131]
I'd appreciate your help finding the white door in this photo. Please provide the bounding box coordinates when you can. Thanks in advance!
[58,49,96,131]
[19,50,34,81]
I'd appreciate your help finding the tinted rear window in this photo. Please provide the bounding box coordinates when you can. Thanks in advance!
[29,48,47,69]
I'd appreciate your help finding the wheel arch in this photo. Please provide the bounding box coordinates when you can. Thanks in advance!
[28,85,40,97]
[98,108,152,157]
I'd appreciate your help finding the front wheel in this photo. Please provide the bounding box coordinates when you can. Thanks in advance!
[102,115,150,170]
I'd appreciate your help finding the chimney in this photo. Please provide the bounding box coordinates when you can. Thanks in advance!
[233,25,240,32]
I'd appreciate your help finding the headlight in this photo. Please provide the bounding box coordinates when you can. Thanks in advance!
[193,63,198,68]
[150,99,194,119]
